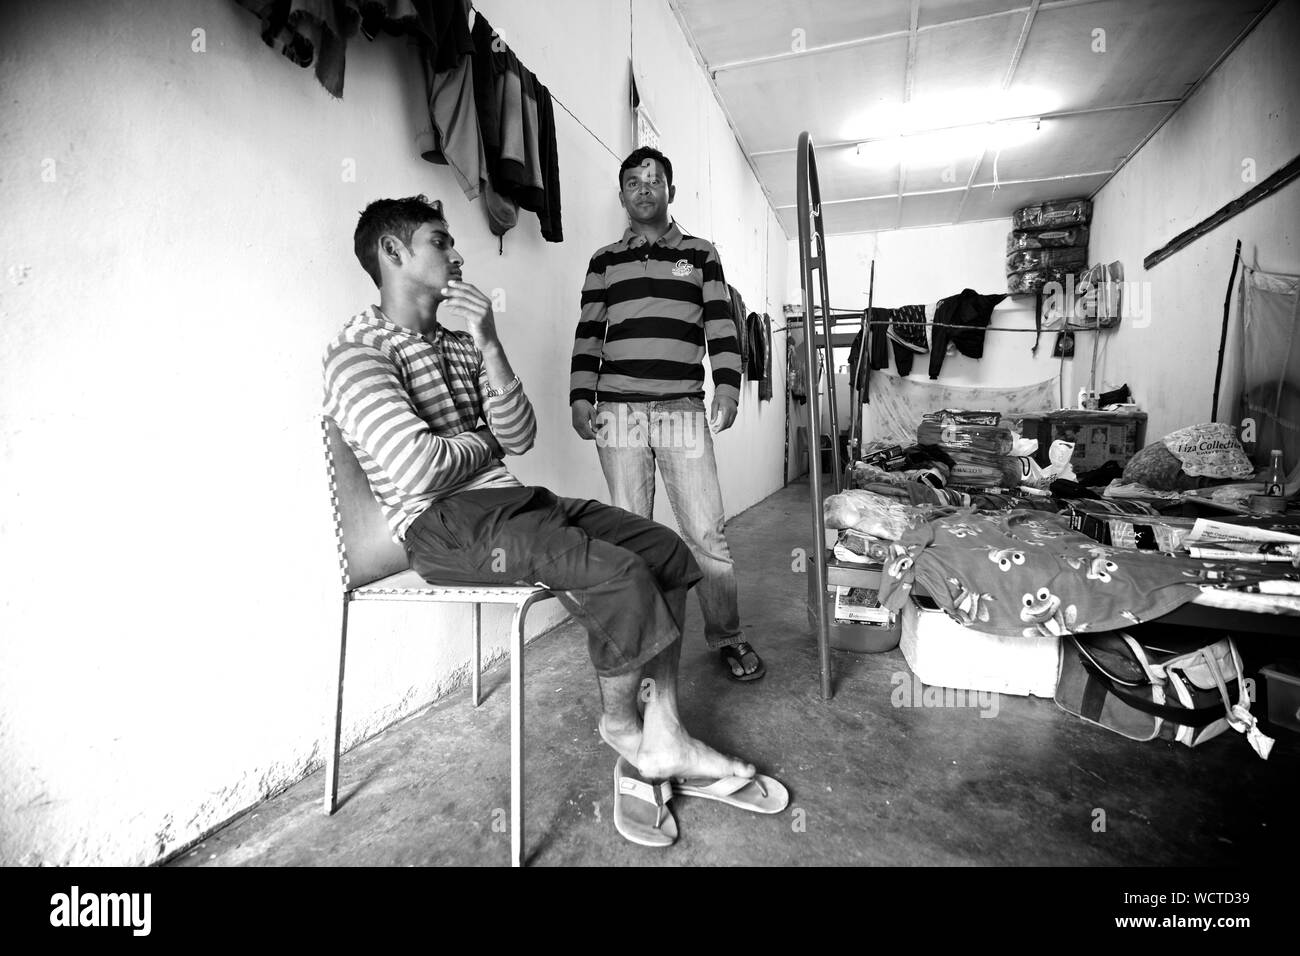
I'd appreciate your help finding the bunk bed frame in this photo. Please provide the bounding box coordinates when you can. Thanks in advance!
[796,131,844,701]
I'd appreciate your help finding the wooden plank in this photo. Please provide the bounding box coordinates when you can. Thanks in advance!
[1145,153,1300,270]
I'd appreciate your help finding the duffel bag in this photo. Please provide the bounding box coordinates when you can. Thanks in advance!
[1055,627,1273,758]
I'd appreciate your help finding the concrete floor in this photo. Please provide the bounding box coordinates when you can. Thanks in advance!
[172,480,1299,867]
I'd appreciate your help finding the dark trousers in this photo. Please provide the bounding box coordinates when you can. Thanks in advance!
[404,486,702,677]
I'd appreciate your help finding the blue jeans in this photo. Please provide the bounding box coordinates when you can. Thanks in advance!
[594,397,743,651]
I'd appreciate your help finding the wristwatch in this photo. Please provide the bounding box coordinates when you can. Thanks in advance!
[482,375,520,398]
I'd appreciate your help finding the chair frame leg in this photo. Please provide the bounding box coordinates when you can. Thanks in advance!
[510,600,526,868]
[324,595,350,815]
[322,587,551,868]
[471,603,482,707]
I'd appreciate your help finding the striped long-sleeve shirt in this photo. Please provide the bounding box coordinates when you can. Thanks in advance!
[323,306,536,542]
[570,223,741,405]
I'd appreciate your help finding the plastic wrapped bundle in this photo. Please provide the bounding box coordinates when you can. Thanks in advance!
[921,409,1003,427]
[1007,266,1082,295]
[1006,226,1089,253]
[946,452,1023,488]
[917,420,1014,455]
[1006,247,1089,275]
[1012,198,1092,232]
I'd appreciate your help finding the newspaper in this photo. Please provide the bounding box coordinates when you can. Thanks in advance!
[1183,518,1300,562]
[834,587,893,624]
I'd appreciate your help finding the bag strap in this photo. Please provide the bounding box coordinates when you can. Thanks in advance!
[1199,651,1236,714]
[1075,649,1228,728]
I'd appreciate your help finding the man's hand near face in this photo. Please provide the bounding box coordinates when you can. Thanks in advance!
[439,280,498,349]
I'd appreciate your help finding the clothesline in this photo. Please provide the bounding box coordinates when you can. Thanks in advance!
[777,318,1112,334]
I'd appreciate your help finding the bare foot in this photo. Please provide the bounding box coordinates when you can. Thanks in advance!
[635,732,756,782]
[597,715,642,764]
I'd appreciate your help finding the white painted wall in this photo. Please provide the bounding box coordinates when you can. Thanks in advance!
[788,218,1074,449]
[0,0,785,865]
[1084,0,1300,443]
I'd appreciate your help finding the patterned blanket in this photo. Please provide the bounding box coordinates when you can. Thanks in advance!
[877,508,1246,638]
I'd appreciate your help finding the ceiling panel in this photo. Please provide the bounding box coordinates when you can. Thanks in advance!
[676,0,912,67]
[907,11,1025,103]
[969,104,1175,184]
[717,39,910,152]
[777,196,902,237]
[757,147,902,207]
[898,190,966,227]
[902,150,983,193]
[955,171,1113,222]
[1011,0,1265,113]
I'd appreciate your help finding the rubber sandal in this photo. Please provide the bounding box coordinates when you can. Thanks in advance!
[720,643,766,682]
[673,772,789,814]
[613,756,678,847]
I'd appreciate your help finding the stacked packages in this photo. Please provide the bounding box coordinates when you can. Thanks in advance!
[1006,199,1092,295]
[917,409,1020,489]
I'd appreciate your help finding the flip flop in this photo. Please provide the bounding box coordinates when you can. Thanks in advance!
[673,772,789,814]
[613,756,678,847]
[720,643,766,682]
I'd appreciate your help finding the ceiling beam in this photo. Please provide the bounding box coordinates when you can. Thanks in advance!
[894,0,921,230]
[747,99,1181,157]
[772,170,1116,210]
[956,0,1040,222]
[709,0,1108,75]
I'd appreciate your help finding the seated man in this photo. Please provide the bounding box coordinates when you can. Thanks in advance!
[323,195,777,846]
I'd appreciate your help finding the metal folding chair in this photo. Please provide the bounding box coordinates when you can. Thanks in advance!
[319,416,554,867]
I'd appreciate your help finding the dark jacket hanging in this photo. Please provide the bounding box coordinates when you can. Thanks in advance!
[928,289,1008,379]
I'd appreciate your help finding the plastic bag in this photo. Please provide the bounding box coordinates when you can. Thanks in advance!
[823,490,915,540]
[1041,439,1077,482]
[1011,436,1039,457]
[1162,423,1255,479]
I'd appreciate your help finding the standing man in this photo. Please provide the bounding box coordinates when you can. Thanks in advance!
[570,148,764,682]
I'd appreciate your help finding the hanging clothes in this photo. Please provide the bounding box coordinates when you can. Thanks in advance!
[467,11,563,242]
[788,335,807,404]
[759,313,773,402]
[422,51,486,200]
[235,0,473,99]
[728,286,749,372]
[789,332,823,405]
[848,325,871,392]
[868,307,891,373]
[745,311,767,381]
[887,304,929,353]
[235,0,357,97]
[928,289,1008,379]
